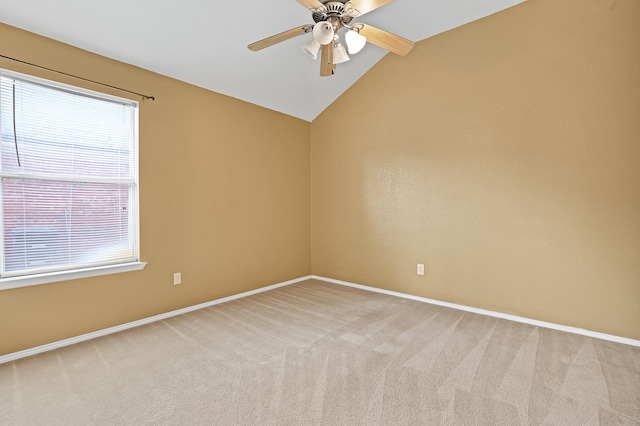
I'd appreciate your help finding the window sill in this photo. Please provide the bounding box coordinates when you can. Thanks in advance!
[0,262,147,291]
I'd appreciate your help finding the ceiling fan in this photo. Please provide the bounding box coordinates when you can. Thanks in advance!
[248,0,414,77]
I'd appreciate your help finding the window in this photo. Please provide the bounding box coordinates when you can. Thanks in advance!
[0,70,144,288]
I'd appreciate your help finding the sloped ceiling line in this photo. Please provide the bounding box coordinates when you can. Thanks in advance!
[0,0,525,121]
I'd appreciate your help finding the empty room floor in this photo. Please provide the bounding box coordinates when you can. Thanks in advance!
[1,279,638,425]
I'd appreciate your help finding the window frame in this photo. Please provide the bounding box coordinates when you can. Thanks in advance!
[0,69,146,290]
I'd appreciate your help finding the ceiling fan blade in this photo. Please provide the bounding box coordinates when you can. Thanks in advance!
[320,43,335,77]
[358,24,414,56]
[248,25,313,51]
[348,0,395,16]
[296,0,325,10]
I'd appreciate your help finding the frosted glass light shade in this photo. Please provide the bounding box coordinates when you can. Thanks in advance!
[313,21,334,45]
[302,39,321,59]
[345,29,366,54]
[333,43,350,64]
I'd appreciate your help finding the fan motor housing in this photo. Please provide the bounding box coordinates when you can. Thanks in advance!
[312,1,353,25]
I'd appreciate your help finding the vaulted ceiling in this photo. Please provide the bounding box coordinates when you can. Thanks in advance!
[0,0,525,121]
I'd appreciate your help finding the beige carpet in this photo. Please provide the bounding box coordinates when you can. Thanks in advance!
[1,279,639,425]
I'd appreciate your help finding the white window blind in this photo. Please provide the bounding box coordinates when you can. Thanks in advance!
[0,70,139,278]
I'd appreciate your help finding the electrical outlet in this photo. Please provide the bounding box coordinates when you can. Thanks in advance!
[173,272,182,285]
[417,264,425,276]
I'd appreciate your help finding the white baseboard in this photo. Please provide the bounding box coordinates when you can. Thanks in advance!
[3,273,637,364]
[311,275,640,348]
[0,275,313,364]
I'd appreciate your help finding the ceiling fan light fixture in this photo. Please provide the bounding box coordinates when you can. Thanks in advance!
[333,43,350,64]
[302,38,321,60]
[247,0,415,77]
[345,29,367,54]
[312,21,334,45]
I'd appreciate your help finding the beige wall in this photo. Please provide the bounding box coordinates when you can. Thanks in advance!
[0,24,311,355]
[311,0,640,340]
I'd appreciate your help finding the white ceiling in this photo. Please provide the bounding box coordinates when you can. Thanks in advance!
[0,0,524,121]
